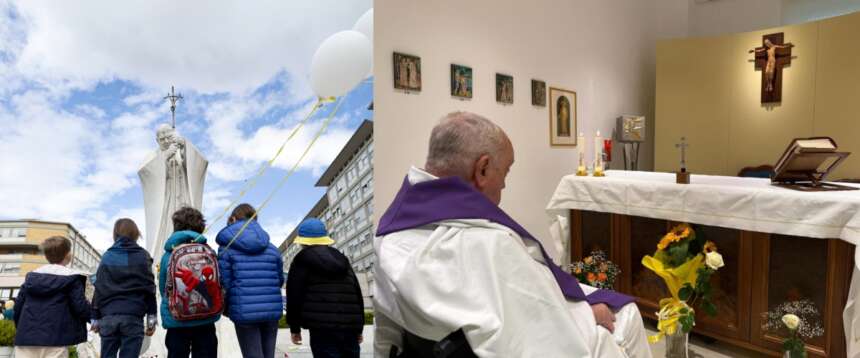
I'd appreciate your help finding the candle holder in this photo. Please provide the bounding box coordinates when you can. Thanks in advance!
[593,160,605,177]
[576,152,588,176]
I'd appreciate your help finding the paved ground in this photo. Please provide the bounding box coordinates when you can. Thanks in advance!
[275,325,376,358]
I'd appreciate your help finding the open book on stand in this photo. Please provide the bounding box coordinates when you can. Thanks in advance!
[772,137,855,191]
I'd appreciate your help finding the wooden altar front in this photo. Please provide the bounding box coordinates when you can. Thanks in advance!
[569,209,854,357]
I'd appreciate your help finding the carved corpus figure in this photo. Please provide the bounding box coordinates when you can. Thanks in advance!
[750,38,794,92]
[749,33,794,103]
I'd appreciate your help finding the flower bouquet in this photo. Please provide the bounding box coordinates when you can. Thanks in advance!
[762,299,824,358]
[641,223,725,345]
[568,250,619,290]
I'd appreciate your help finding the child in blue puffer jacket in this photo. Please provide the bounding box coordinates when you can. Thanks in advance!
[216,204,284,358]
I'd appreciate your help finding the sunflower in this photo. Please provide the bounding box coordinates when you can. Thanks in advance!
[704,241,718,253]
[657,224,693,251]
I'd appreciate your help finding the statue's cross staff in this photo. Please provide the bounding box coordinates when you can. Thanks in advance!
[164,86,184,128]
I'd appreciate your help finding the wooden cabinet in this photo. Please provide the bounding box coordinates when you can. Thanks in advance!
[568,210,854,357]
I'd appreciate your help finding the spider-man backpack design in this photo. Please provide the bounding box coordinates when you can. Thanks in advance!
[166,243,224,321]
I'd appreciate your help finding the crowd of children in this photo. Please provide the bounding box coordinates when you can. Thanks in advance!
[7,203,364,358]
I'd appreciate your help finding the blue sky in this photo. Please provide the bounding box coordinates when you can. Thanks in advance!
[0,1,373,251]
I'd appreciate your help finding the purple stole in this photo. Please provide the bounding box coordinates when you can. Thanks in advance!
[377,175,634,310]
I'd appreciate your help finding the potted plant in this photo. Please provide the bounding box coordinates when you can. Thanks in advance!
[641,223,725,358]
[569,250,620,290]
[0,320,16,358]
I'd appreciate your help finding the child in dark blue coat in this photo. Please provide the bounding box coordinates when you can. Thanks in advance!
[14,236,91,358]
[92,218,158,358]
[217,204,284,358]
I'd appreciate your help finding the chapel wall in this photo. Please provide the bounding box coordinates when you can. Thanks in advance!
[654,10,860,180]
[373,0,678,259]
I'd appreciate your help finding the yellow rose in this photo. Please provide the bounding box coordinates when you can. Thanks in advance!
[705,251,724,270]
[583,256,593,265]
[782,314,800,330]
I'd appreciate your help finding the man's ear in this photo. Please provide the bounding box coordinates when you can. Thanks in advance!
[472,154,491,188]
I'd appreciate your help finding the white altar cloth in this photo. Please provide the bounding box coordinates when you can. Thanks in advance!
[544,170,860,357]
[546,170,860,252]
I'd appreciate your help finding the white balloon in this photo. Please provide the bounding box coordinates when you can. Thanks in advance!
[352,8,374,78]
[353,8,373,41]
[310,30,372,98]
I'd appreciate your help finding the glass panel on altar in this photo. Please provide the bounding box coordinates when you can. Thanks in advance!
[766,235,828,349]
[693,225,742,335]
[581,211,611,256]
[630,216,670,308]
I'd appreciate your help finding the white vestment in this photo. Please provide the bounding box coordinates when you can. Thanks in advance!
[373,167,651,357]
[138,140,207,261]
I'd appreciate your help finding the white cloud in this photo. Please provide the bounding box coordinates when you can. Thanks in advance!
[75,207,147,252]
[9,0,372,95]
[260,216,301,248]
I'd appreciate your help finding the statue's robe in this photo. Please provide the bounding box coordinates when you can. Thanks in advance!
[138,140,207,264]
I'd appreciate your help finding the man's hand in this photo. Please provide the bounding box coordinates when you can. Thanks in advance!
[358,334,364,344]
[591,303,616,333]
[291,333,302,345]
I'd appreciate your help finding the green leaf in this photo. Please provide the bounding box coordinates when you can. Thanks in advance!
[667,241,690,266]
[679,285,693,301]
[702,301,717,316]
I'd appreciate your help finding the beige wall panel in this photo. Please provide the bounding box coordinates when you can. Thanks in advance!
[657,11,860,179]
[727,22,818,175]
[655,37,733,175]
[813,12,860,180]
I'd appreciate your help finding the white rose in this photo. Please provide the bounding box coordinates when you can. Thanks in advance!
[782,314,800,330]
[705,251,724,270]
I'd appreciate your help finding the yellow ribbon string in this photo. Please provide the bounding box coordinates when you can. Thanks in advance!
[218,96,345,254]
[202,96,334,235]
[648,298,692,343]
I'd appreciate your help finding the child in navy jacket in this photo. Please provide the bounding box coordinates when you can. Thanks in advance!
[14,236,91,358]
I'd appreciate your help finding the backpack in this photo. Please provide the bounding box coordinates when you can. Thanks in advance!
[166,243,224,321]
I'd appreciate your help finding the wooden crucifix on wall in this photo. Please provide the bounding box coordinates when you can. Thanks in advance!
[748,32,794,103]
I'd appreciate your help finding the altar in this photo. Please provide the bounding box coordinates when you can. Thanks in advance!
[546,170,860,357]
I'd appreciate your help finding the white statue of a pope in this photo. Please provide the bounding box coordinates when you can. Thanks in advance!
[138,124,208,260]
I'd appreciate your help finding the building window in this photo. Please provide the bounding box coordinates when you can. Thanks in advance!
[12,228,25,237]
[0,263,20,274]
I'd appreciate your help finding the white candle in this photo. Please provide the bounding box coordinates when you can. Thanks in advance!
[577,132,585,165]
[594,130,602,165]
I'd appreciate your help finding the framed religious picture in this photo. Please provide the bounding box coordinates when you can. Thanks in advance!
[549,87,577,146]
[393,52,421,92]
[496,73,513,104]
[450,64,473,99]
[531,79,546,106]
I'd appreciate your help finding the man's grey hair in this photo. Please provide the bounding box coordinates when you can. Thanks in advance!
[425,111,508,179]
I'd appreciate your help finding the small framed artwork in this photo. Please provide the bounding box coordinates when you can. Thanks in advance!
[531,79,546,106]
[393,52,421,92]
[549,87,577,146]
[495,73,513,104]
[450,64,473,99]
